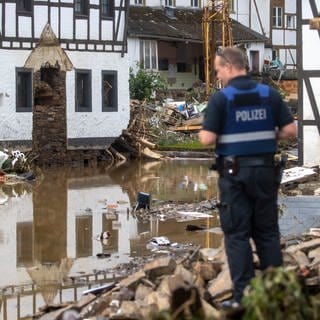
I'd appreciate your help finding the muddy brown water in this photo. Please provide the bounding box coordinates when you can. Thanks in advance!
[0,159,319,320]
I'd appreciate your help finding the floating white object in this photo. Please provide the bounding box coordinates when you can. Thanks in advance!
[149,236,171,246]
[281,167,317,184]
[177,211,212,218]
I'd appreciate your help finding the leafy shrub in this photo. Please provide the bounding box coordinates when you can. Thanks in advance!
[242,267,319,320]
[129,65,167,101]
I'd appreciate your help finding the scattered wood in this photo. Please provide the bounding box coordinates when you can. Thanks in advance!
[29,226,320,319]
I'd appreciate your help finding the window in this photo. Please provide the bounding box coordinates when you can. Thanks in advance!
[102,71,118,112]
[272,7,283,28]
[272,49,279,61]
[134,0,144,5]
[140,40,158,70]
[75,70,92,112]
[286,15,296,29]
[191,0,200,8]
[165,0,175,7]
[101,0,114,18]
[75,0,89,16]
[16,68,32,112]
[17,0,32,13]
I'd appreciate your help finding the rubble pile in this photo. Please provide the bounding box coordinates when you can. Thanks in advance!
[0,149,36,185]
[36,229,320,320]
[110,100,203,161]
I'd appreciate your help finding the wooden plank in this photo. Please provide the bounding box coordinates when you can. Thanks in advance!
[172,125,202,132]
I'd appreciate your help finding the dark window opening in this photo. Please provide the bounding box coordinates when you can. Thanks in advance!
[101,0,114,18]
[102,71,118,112]
[177,62,192,73]
[16,68,32,112]
[17,0,32,13]
[75,69,92,112]
[75,0,89,16]
[158,58,169,71]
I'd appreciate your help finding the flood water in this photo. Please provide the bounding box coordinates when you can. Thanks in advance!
[0,158,320,320]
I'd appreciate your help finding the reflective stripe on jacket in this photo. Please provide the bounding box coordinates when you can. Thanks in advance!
[215,84,277,156]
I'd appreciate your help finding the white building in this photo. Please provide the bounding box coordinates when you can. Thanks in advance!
[127,0,297,89]
[228,0,296,69]
[0,0,130,163]
[298,0,320,166]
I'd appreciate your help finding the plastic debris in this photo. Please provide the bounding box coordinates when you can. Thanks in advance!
[149,236,171,246]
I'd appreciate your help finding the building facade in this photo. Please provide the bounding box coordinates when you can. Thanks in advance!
[127,0,297,89]
[0,0,130,165]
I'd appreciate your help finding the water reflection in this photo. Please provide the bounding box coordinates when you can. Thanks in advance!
[2,159,319,319]
[0,159,220,319]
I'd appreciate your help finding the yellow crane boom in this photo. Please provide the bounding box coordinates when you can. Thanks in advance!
[202,0,233,96]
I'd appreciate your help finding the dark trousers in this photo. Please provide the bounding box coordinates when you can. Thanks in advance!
[218,166,283,302]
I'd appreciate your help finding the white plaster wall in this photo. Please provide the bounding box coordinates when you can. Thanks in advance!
[0,4,2,34]
[301,3,320,166]
[284,30,296,46]
[60,7,74,39]
[4,3,16,37]
[18,16,32,38]
[285,0,296,14]
[230,0,249,28]
[116,11,125,42]
[66,51,130,139]
[75,19,88,39]
[272,29,284,45]
[101,20,113,40]
[34,5,49,38]
[252,0,270,37]
[302,0,319,19]
[303,127,320,166]
[90,9,100,40]
[302,26,320,70]
[0,50,33,141]
[50,6,60,37]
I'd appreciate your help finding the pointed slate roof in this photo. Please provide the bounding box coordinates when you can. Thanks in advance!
[24,23,73,71]
[128,6,268,44]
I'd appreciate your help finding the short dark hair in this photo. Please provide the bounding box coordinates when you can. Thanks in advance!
[216,47,248,70]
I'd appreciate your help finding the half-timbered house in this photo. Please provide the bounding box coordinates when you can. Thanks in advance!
[0,0,130,166]
[127,1,297,90]
[298,0,320,166]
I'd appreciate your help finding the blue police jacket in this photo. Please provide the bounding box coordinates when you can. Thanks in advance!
[215,84,277,156]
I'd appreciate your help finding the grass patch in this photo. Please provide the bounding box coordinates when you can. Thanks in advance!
[157,140,214,151]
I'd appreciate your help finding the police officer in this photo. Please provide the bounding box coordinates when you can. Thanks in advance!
[199,47,297,308]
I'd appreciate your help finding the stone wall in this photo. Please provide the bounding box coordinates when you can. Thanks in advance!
[32,67,68,166]
[32,67,112,168]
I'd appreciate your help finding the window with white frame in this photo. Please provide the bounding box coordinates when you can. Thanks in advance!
[191,0,200,8]
[272,7,283,28]
[165,0,175,7]
[286,15,296,29]
[134,0,143,5]
[140,40,158,70]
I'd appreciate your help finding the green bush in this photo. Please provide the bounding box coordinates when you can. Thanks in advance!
[242,267,319,320]
[129,65,167,101]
